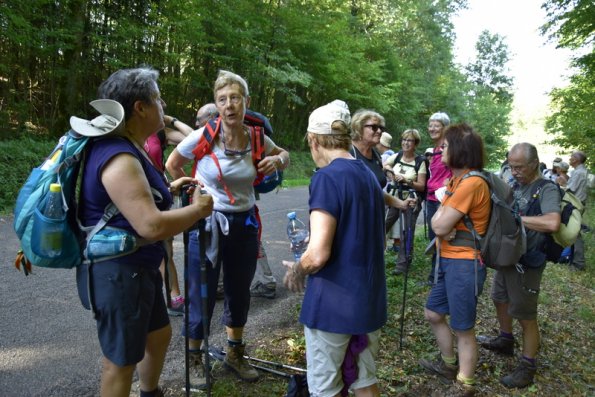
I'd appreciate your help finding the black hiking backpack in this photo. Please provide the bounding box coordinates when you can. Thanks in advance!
[450,170,526,270]
[388,151,429,200]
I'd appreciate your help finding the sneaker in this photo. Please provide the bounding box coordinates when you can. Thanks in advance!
[419,354,458,384]
[500,357,537,388]
[250,282,276,299]
[186,351,212,391]
[224,344,259,382]
[478,335,514,356]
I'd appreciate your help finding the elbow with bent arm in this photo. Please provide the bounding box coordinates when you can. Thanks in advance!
[544,214,562,233]
[165,149,189,179]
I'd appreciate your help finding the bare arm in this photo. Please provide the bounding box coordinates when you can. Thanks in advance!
[283,209,336,292]
[384,191,416,210]
[165,148,191,180]
[101,153,212,241]
[257,145,290,176]
[164,115,194,137]
[521,212,561,234]
[431,205,464,237]
[164,129,189,145]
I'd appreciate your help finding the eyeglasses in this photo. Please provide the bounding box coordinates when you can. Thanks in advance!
[364,124,386,133]
[216,94,243,107]
[401,138,416,143]
[440,143,448,149]
[509,164,528,172]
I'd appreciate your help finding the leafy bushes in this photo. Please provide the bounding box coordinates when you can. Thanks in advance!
[0,137,56,214]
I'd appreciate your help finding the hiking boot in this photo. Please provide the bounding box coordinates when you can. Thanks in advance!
[187,351,211,391]
[250,282,276,299]
[224,344,259,382]
[500,357,537,388]
[419,354,458,384]
[478,335,515,356]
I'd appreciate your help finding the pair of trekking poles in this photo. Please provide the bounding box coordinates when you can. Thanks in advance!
[386,173,417,351]
[170,185,211,397]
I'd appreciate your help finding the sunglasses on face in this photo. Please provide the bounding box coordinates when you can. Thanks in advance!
[364,124,386,133]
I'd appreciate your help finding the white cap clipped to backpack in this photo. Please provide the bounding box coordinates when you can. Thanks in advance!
[70,99,125,137]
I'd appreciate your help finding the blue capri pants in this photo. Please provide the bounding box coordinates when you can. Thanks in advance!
[183,208,259,340]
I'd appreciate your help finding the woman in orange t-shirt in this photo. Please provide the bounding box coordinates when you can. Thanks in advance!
[419,123,490,395]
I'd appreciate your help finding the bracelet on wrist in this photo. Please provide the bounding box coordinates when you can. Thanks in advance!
[278,155,286,167]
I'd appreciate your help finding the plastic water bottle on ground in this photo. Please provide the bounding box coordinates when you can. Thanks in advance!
[287,212,308,261]
[40,183,65,257]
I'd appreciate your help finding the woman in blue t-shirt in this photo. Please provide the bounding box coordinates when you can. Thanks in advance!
[77,67,213,397]
[283,100,414,397]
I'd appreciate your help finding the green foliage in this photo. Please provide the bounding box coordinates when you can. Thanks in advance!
[0,137,56,213]
[0,0,514,154]
[545,70,595,153]
[462,31,514,167]
[541,0,595,156]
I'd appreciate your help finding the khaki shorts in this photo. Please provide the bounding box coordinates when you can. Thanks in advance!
[304,327,380,397]
[491,265,545,320]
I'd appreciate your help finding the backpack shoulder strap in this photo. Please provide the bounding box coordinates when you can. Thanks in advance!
[415,154,428,172]
[372,147,382,166]
[250,125,266,165]
[525,178,555,215]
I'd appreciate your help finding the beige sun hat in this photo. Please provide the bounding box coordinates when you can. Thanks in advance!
[69,99,125,137]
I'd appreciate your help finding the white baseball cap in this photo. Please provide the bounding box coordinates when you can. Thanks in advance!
[307,100,351,135]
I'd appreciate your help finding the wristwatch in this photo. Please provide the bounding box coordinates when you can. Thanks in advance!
[170,118,178,128]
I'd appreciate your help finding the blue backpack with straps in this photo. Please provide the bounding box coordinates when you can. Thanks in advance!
[14,131,92,271]
[13,100,144,274]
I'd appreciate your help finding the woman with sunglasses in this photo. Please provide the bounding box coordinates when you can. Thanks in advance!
[166,70,289,389]
[350,109,388,188]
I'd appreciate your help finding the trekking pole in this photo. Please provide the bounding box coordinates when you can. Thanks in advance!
[399,190,416,350]
[197,216,212,396]
[208,346,306,373]
[181,187,191,397]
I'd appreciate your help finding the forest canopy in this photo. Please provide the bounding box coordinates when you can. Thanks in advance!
[1,0,519,167]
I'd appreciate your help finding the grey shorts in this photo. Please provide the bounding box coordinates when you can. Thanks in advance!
[304,327,380,397]
[491,265,545,320]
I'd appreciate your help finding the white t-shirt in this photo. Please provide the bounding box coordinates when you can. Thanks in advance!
[176,127,275,212]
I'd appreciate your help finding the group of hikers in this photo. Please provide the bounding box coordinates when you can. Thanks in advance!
[68,66,588,397]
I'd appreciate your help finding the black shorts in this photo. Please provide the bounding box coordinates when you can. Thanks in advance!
[81,261,169,366]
